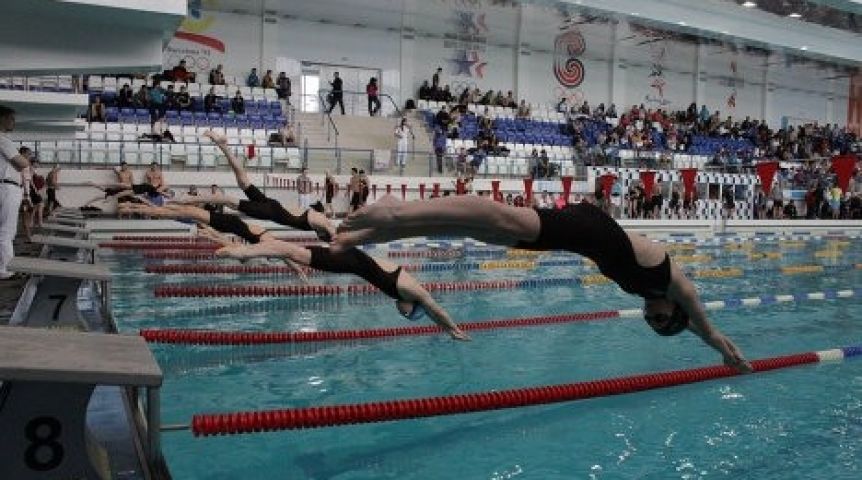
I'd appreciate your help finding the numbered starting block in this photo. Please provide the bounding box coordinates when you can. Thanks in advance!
[38,223,90,237]
[30,234,98,263]
[8,257,111,329]
[0,327,163,480]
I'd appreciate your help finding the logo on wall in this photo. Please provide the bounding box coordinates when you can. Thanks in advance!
[164,0,225,74]
[726,59,738,109]
[445,9,489,78]
[645,42,672,107]
[553,29,586,88]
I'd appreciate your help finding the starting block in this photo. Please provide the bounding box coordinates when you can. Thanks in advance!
[8,257,111,328]
[29,235,98,263]
[0,326,163,480]
[39,223,90,236]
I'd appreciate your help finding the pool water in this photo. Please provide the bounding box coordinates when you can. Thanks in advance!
[105,238,862,479]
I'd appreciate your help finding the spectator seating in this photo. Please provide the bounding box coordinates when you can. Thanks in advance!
[0,75,76,92]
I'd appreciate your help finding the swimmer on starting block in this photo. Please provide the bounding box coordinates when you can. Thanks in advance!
[334,195,751,371]
[120,203,469,341]
[169,131,335,241]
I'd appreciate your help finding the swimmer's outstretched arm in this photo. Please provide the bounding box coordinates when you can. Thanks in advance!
[215,240,311,281]
[667,268,753,373]
[203,130,253,190]
[171,193,241,209]
[335,195,541,250]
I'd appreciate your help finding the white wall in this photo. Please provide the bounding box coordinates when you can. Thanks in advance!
[163,4,852,126]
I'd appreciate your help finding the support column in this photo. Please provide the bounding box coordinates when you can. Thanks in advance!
[610,21,626,109]
[825,77,835,124]
[397,0,417,109]
[260,11,279,72]
[694,42,705,107]
[761,56,772,123]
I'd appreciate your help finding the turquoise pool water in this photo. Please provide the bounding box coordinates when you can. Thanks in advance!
[105,238,862,479]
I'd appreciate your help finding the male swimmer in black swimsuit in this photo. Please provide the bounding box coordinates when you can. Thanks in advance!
[121,203,469,341]
[170,131,335,241]
[333,195,752,372]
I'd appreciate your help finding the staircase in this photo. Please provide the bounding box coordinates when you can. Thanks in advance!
[295,111,435,176]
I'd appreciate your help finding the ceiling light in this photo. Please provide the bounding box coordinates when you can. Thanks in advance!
[677,21,687,26]
[742,1,756,7]
[721,30,730,34]
[800,45,808,50]
[631,12,640,16]
[788,12,802,18]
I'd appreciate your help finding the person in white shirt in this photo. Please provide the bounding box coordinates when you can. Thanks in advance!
[394,118,412,168]
[0,106,31,280]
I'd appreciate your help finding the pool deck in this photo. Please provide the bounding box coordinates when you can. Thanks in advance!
[0,233,42,325]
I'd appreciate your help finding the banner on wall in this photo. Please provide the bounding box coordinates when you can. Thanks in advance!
[552,14,587,108]
[163,0,225,76]
[445,8,489,79]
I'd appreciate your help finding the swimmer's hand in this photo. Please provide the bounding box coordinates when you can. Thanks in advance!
[450,328,471,341]
[724,354,753,374]
[215,244,254,259]
[203,130,228,146]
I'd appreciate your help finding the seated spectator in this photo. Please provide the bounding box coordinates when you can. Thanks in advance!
[539,149,552,178]
[457,88,470,106]
[262,70,275,89]
[139,115,175,143]
[456,147,468,174]
[204,87,219,113]
[504,91,516,108]
[268,123,296,147]
[276,72,291,101]
[165,84,178,111]
[172,60,191,82]
[418,80,432,101]
[209,64,225,85]
[176,85,192,111]
[556,97,567,113]
[435,106,450,129]
[231,90,245,115]
[592,103,605,119]
[247,68,260,87]
[480,90,494,105]
[437,85,453,103]
[118,83,134,109]
[494,90,505,106]
[133,85,149,109]
[517,100,531,119]
[469,143,487,173]
[88,95,106,122]
[578,101,590,115]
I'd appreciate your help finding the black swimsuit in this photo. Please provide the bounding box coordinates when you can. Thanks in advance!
[515,202,671,299]
[307,246,404,300]
[208,212,267,244]
[237,184,323,237]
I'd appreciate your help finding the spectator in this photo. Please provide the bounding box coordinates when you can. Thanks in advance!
[276,72,291,102]
[268,122,297,147]
[204,87,219,114]
[231,90,245,115]
[148,83,167,120]
[187,185,198,197]
[246,68,260,88]
[435,106,450,130]
[418,80,432,101]
[19,149,39,241]
[172,60,191,82]
[44,164,61,216]
[209,64,225,85]
[262,70,275,89]
[145,161,166,190]
[366,77,381,116]
[578,101,590,115]
[433,126,447,174]
[133,85,149,109]
[538,149,551,178]
[141,115,175,143]
[326,72,344,115]
[165,84,178,111]
[176,85,192,111]
[516,100,531,119]
[607,103,618,118]
[118,83,134,109]
[394,117,412,168]
[503,91,516,108]
[296,167,312,210]
[556,97,568,113]
[432,67,443,90]
[88,95,107,122]
[359,169,370,205]
[348,168,361,212]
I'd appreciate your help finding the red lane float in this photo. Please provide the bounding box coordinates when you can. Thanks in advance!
[145,264,318,275]
[111,235,319,243]
[388,250,464,259]
[101,242,220,250]
[143,251,218,260]
[154,279,526,297]
[140,310,619,345]
[190,352,817,436]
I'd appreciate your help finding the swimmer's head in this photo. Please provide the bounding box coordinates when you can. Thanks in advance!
[396,300,426,321]
[643,299,689,336]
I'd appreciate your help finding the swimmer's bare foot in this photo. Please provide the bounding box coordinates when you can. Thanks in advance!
[215,244,255,259]
[331,228,388,252]
[450,328,471,341]
[308,210,336,242]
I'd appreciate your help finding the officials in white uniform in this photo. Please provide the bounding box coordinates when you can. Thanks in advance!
[0,106,31,280]
[394,118,412,168]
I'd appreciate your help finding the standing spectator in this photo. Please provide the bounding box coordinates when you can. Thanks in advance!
[148,83,167,120]
[366,77,381,116]
[276,72,291,102]
[0,106,30,280]
[204,86,219,114]
[348,167,362,212]
[324,171,335,218]
[172,60,191,82]
[118,83,134,109]
[296,167,312,209]
[27,158,45,233]
[19,149,36,241]
[432,67,443,90]
[133,85,149,109]
[433,126,447,174]
[359,169,370,206]
[165,85,178,111]
[394,117,412,168]
[44,164,61,216]
[88,95,107,122]
[231,90,245,115]
[176,85,192,112]
[418,80,432,101]
[261,70,275,89]
[246,68,260,88]
[209,64,225,85]
[326,72,344,115]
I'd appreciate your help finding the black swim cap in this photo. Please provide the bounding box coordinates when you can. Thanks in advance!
[645,304,689,336]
